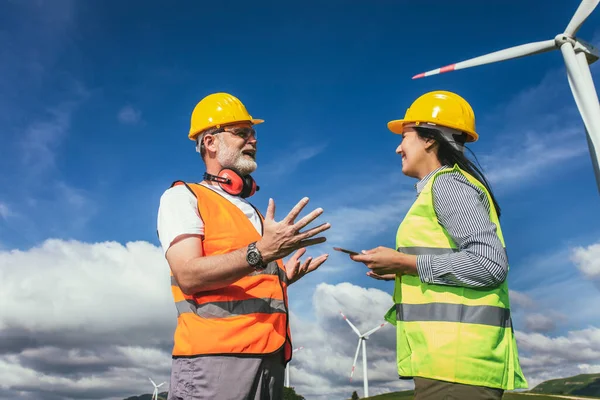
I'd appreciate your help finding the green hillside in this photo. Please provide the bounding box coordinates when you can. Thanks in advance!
[124,373,600,400]
[530,373,600,397]
[362,390,599,399]
[123,392,167,400]
[362,390,414,399]
[123,387,304,400]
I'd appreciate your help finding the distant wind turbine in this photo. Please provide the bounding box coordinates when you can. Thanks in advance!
[413,0,600,193]
[285,346,305,388]
[340,310,387,398]
[149,377,165,400]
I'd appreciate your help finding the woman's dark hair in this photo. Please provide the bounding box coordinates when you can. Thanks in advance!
[413,126,502,218]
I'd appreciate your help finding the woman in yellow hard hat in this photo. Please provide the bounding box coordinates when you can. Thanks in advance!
[349,91,528,399]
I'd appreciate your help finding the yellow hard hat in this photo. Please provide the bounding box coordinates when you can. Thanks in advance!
[188,92,264,141]
[387,90,478,142]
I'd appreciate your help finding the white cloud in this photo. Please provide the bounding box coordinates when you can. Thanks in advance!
[515,327,600,388]
[509,289,536,311]
[286,282,407,399]
[0,239,175,399]
[0,239,173,333]
[524,313,559,333]
[0,203,13,220]
[571,242,600,282]
[118,105,142,125]
[505,238,600,336]
[1,239,600,399]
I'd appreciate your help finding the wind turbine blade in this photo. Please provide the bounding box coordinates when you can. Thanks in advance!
[350,339,362,382]
[412,39,556,79]
[340,311,362,337]
[567,45,600,193]
[364,322,387,338]
[149,378,156,386]
[565,0,600,37]
[293,346,304,353]
[157,382,165,387]
[575,49,600,194]
[562,41,600,193]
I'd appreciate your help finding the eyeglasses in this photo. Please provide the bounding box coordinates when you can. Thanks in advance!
[198,126,257,153]
[221,126,257,141]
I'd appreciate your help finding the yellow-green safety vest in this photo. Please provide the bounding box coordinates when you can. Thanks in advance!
[384,164,528,390]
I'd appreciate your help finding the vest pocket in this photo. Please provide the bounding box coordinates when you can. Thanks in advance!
[396,320,414,377]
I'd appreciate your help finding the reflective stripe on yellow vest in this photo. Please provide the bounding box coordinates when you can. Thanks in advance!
[169,181,292,362]
[384,164,528,390]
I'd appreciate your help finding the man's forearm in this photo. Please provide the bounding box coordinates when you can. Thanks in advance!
[176,246,254,294]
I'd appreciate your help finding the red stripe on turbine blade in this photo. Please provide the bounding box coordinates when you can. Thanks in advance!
[439,64,456,73]
[412,72,426,79]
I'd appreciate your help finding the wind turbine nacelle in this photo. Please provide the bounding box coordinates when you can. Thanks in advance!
[556,34,600,64]
[575,38,600,64]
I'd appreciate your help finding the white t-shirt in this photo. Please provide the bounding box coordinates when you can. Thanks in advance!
[156,182,262,256]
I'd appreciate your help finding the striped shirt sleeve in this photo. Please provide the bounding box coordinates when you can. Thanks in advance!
[415,172,509,288]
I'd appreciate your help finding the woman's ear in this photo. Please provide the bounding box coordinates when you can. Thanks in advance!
[423,137,438,151]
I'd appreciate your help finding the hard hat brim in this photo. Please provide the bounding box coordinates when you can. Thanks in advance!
[387,119,478,142]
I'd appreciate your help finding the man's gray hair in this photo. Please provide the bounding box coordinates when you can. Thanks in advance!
[195,126,221,158]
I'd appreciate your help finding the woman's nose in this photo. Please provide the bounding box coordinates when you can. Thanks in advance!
[396,143,403,155]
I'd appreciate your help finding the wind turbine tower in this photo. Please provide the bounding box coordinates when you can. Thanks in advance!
[340,310,387,398]
[285,346,305,388]
[413,0,600,193]
[149,377,165,400]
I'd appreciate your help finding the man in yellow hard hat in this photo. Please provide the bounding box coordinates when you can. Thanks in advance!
[156,92,331,399]
[349,90,527,399]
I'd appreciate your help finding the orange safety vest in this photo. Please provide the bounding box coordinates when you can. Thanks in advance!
[168,181,293,363]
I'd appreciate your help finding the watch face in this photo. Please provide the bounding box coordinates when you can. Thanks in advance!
[247,251,261,266]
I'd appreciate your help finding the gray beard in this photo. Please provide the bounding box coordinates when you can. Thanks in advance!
[216,140,257,176]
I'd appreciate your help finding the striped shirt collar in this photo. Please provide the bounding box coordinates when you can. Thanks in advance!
[416,165,451,195]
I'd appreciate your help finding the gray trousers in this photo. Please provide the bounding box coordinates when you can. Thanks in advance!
[167,351,285,400]
[413,377,504,400]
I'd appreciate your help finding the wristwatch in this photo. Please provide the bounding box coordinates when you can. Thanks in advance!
[246,242,266,270]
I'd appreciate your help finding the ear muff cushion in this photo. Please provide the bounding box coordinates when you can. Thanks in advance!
[241,175,256,198]
[219,169,244,195]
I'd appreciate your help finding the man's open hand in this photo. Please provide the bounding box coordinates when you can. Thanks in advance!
[257,197,330,263]
[285,248,329,285]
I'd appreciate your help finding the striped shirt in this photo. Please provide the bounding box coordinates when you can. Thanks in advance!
[414,165,508,288]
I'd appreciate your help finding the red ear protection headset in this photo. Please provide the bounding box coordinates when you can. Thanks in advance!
[203,169,259,198]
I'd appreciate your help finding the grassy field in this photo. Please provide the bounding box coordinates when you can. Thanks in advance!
[363,390,600,399]
[530,373,600,397]
[360,373,600,399]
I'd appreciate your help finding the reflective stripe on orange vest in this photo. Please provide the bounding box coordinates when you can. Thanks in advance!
[168,181,292,362]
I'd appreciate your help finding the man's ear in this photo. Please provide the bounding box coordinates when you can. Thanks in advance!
[203,134,218,154]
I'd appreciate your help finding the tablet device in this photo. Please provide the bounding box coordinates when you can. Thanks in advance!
[333,247,360,256]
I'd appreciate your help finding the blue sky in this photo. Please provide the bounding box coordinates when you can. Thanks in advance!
[1,1,600,399]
